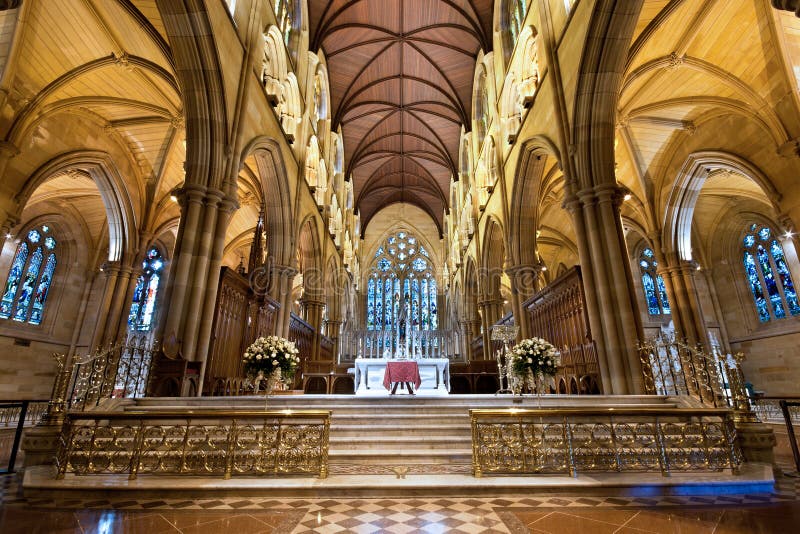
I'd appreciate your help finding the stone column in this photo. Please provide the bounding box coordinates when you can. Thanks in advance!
[658,253,708,348]
[326,319,343,361]
[158,185,207,346]
[195,196,237,388]
[90,261,121,349]
[506,263,541,338]
[269,264,297,337]
[180,190,222,361]
[301,297,326,359]
[566,184,644,394]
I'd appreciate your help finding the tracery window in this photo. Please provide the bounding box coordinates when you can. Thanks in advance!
[0,225,57,325]
[274,0,294,54]
[367,231,438,333]
[127,247,164,332]
[742,223,800,323]
[639,247,670,316]
[476,72,490,142]
[507,0,526,47]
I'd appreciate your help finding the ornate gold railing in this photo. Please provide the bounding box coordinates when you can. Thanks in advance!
[471,408,740,478]
[55,410,330,480]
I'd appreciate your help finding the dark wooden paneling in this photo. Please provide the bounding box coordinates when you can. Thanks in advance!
[522,266,602,394]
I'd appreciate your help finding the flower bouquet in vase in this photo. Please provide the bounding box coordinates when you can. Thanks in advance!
[508,337,560,398]
[242,336,300,397]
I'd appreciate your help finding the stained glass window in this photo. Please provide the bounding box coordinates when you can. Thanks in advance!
[742,223,800,322]
[127,247,164,332]
[0,225,57,325]
[366,231,438,335]
[508,0,526,46]
[639,247,670,316]
[274,0,294,50]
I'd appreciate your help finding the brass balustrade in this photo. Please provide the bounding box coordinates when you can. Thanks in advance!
[470,408,740,478]
[753,396,800,424]
[55,410,330,480]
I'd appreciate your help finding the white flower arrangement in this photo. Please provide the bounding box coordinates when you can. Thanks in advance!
[508,337,560,379]
[242,335,300,383]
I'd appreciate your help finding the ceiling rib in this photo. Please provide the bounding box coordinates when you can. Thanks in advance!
[312,0,490,231]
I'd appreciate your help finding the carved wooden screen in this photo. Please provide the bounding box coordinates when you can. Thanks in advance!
[205,267,281,394]
[206,268,250,389]
[523,266,601,394]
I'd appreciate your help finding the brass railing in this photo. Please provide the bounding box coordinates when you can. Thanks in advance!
[470,408,740,478]
[68,335,158,410]
[55,410,330,480]
[0,400,49,428]
[753,397,800,424]
[638,335,737,407]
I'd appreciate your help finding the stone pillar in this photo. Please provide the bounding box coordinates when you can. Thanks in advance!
[566,184,644,394]
[90,261,122,349]
[180,190,222,361]
[195,197,237,388]
[301,297,326,359]
[479,297,505,360]
[111,264,142,342]
[159,185,207,346]
[506,263,541,338]
[661,258,708,348]
[326,319,343,361]
[269,264,297,337]
[150,186,236,396]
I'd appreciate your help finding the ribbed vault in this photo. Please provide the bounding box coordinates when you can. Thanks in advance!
[310,0,492,233]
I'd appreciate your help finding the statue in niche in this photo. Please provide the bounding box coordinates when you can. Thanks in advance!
[518,35,540,108]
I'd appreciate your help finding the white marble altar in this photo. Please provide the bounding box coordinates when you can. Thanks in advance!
[353,358,450,395]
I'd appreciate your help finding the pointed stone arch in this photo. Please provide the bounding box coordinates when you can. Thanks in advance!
[239,136,295,269]
[17,151,139,262]
[662,150,782,262]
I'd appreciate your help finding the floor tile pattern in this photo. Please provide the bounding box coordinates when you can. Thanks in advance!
[1,468,799,533]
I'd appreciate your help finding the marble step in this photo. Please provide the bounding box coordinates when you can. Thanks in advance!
[130,394,680,409]
[330,435,471,450]
[331,412,470,427]
[331,424,470,437]
[328,448,472,465]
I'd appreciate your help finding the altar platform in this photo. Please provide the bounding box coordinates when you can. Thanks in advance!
[353,357,450,395]
[26,394,775,499]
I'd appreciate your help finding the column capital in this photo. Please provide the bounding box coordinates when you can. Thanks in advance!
[271,263,298,278]
[174,183,207,206]
[99,260,122,276]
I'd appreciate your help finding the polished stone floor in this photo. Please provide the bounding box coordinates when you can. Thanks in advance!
[2,469,799,533]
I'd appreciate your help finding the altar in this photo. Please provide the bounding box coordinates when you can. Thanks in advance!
[353,358,450,395]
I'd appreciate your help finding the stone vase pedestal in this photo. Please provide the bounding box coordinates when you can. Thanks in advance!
[735,421,779,475]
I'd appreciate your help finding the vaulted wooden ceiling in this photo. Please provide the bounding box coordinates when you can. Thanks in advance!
[310,0,492,233]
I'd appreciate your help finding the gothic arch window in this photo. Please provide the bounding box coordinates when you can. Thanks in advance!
[0,225,57,325]
[274,0,297,63]
[367,231,438,333]
[475,70,490,143]
[742,223,800,323]
[639,247,670,316]
[127,247,165,332]
[503,0,527,62]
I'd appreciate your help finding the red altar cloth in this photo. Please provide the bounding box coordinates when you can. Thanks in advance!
[382,360,422,391]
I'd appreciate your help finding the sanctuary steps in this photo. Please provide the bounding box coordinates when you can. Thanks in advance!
[23,395,775,499]
[124,395,683,472]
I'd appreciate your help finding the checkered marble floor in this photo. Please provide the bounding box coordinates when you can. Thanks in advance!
[2,468,799,533]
